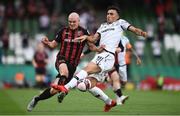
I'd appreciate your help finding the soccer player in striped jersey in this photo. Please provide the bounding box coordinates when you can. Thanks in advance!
[27,12,104,112]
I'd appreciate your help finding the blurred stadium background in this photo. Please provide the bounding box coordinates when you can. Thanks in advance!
[0,0,180,115]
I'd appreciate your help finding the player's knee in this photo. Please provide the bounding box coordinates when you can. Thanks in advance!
[77,79,91,92]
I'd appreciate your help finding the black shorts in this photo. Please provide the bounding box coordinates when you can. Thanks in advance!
[35,67,46,75]
[55,56,76,84]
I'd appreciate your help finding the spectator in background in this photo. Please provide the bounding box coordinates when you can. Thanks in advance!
[157,14,165,42]
[32,43,48,89]
[43,0,54,15]
[5,1,15,19]
[164,0,173,17]
[156,74,164,90]
[14,0,26,20]
[39,6,50,33]
[27,0,37,18]
[155,0,165,17]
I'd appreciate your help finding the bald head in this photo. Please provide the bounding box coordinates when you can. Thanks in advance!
[68,12,80,30]
[68,12,80,19]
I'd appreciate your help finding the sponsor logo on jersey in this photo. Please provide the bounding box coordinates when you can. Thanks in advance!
[64,39,81,43]
[101,28,115,33]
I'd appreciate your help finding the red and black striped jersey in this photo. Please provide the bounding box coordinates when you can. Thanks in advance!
[55,26,89,66]
[34,51,48,68]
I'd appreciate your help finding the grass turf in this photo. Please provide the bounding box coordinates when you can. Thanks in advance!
[0,88,180,115]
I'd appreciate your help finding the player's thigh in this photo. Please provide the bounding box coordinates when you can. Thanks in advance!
[84,62,101,74]
[110,70,120,81]
[91,52,115,72]
[58,63,69,76]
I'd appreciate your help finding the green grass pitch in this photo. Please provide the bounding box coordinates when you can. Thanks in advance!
[0,88,180,115]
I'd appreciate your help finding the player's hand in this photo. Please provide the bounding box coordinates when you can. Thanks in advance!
[41,36,49,45]
[75,35,88,42]
[97,44,105,53]
[141,31,147,38]
[136,58,142,65]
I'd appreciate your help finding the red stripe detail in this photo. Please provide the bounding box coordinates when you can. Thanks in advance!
[70,30,78,65]
[65,29,72,60]
[75,42,84,65]
[74,30,84,65]
[60,28,67,55]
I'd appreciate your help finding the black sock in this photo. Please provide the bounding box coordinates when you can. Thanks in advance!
[58,75,67,85]
[114,88,122,97]
[35,88,54,101]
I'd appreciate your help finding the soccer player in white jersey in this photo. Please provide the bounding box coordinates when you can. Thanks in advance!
[51,6,147,112]
[108,35,142,105]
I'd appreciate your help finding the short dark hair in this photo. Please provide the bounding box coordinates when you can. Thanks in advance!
[107,6,120,15]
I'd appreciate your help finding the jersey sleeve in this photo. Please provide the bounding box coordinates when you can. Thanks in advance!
[55,28,64,43]
[119,19,131,30]
[96,24,103,34]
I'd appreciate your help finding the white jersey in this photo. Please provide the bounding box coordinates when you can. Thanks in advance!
[97,19,130,53]
[117,36,130,66]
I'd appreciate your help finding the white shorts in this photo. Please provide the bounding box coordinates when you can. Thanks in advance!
[89,72,108,82]
[118,65,127,82]
[91,51,115,73]
[90,51,114,82]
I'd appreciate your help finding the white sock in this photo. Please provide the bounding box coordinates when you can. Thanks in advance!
[89,86,112,105]
[65,70,88,89]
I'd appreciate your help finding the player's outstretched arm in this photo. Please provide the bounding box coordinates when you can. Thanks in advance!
[87,42,105,53]
[41,36,58,49]
[128,26,147,38]
[75,33,100,43]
